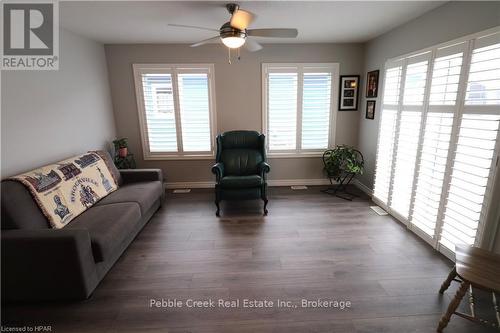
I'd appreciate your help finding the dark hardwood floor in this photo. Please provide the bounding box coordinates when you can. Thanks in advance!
[2,186,497,332]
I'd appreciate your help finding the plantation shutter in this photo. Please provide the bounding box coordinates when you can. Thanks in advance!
[267,69,298,151]
[264,64,337,153]
[133,64,215,158]
[140,72,178,152]
[373,64,402,204]
[439,33,500,253]
[177,72,212,152]
[410,43,466,239]
[301,72,332,149]
[390,54,430,219]
[373,29,500,259]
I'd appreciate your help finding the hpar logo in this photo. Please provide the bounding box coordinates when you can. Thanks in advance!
[1,1,59,70]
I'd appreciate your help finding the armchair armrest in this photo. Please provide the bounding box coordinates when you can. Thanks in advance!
[120,169,163,183]
[211,162,224,182]
[258,162,271,174]
[1,229,98,301]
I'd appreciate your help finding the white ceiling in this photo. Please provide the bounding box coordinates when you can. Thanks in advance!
[61,1,445,44]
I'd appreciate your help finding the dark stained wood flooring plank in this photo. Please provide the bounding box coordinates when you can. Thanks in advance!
[2,186,496,332]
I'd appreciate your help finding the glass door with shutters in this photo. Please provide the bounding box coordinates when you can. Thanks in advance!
[373,29,500,259]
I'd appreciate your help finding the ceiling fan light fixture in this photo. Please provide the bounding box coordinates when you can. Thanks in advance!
[221,36,246,48]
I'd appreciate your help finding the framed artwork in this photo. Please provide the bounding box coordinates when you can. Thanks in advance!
[366,70,379,98]
[339,75,360,111]
[366,100,376,120]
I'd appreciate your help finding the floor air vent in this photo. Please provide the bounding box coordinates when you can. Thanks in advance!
[370,206,388,215]
[291,185,308,190]
[173,189,191,194]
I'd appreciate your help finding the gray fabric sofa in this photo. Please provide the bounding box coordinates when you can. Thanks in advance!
[1,154,165,301]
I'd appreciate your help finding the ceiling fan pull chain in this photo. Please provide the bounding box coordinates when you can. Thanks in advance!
[237,47,241,61]
[228,47,231,64]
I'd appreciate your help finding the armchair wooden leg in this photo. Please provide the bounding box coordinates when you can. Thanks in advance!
[437,281,470,332]
[215,201,220,217]
[263,199,268,216]
[439,266,457,294]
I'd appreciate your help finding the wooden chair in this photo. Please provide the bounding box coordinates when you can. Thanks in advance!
[437,245,500,332]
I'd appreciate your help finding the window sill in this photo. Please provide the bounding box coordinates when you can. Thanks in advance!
[267,152,324,159]
[144,153,215,161]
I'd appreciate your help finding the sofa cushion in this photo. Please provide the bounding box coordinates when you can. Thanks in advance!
[220,175,263,189]
[95,181,163,214]
[66,202,141,262]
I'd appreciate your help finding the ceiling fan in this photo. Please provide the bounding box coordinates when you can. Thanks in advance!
[168,3,298,53]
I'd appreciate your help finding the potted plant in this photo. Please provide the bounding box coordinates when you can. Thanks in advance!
[113,138,129,158]
[323,145,364,181]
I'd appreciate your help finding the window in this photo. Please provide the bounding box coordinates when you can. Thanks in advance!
[262,63,338,156]
[373,29,500,259]
[133,64,216,159]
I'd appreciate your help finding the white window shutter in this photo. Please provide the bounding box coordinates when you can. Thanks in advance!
[141,73,178,152]
[390,58,429,218]
[177,73,212,152]
[373,64,402,204]
[373,108,398,204]
[439,114,500,251]
[439,35,500,251]
[390,110,424,218]
[429,52,464,105]
[264,64,337,154]
[133,64,216,158]
[411,112,454,236]
[373,30,500,258]
[410,44,466,238]
[465,40,500,105]
[267,72,298,151]
[301,72,332,149]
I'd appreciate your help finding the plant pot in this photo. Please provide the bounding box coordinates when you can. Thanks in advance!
[118,147,128,158]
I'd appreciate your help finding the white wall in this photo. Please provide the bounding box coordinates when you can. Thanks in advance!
[105,43,364,184]
[1,29,116,178]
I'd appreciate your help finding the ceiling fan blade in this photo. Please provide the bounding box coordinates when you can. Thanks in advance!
[247,29,298,38]
[244,38,263,52]
[230,9,255,30]
[168,24,219,32]
[190,36,221,48]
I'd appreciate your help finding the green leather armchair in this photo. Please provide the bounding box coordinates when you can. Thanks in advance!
[212,131,270,216]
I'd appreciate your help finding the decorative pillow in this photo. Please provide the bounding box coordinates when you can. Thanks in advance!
[10,152,118,229]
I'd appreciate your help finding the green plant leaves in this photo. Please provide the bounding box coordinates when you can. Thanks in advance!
[323,145,364,181]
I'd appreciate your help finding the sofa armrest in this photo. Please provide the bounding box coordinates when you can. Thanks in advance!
[120,169,163,183]
[211,163,224,182]
[1,229,98,301]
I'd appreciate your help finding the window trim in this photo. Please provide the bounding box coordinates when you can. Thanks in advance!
[133,63,217,160]
[261,63,339,158]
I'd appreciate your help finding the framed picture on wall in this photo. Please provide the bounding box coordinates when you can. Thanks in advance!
[338,75,360,111]
[366,70,379,98]
[366,100,376,119]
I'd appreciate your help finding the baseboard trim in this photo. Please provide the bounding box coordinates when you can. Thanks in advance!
[352,179,373,196]
[165,179,331,189]
[165,178,374,194]
[268,179,331,187]
[165,181,214,189]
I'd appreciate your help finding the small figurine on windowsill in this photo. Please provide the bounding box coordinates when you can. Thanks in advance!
[113,138,136,169]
